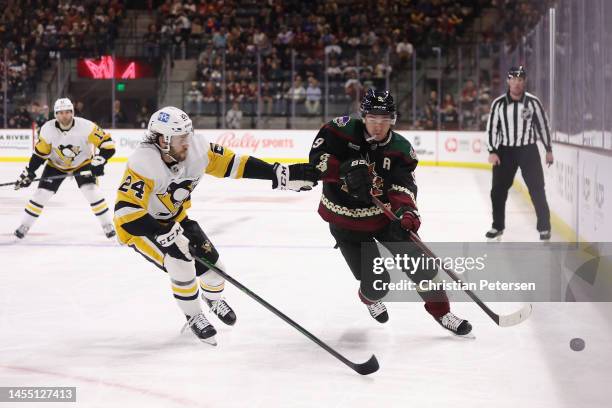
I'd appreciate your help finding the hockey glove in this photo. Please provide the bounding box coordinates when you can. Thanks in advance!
[398,208,421,232]
[90,155,106,177]
[14,166,36,190]
[272,163,319,191]
[155,222,193,261]
[339,159,372,204]
[389,208,421,240]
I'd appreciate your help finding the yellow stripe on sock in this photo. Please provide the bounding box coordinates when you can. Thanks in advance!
[172,283,199,295]
[199,280,224,292]
[91,202,108,213]
[26,204,43,215]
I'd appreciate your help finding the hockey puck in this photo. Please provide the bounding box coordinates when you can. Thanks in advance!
[570,338,585,351]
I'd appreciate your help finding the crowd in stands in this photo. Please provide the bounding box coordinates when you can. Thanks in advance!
[0,0,124,126]
[145,0,482,116]
[0,0,554,129]
[414,77,493,131]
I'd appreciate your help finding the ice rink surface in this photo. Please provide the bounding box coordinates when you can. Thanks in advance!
[0,162,610,408]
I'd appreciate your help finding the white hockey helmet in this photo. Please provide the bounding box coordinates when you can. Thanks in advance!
[54,98,74,117]
[146,106,193,153]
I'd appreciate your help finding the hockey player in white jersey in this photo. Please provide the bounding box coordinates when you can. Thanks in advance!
[113,107,318,345]
[14,98,116,239]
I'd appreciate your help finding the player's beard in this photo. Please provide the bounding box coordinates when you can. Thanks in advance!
[169,145,188,162]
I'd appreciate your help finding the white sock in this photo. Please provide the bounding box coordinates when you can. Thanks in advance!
[79,184,112,227]
[166,256,202,317]
[19,188,54,229]
[199,260,226,301]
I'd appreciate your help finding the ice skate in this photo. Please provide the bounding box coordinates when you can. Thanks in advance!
[14,225,29,240]
[435,311,474,338]
[182,312,217,346]
[103,223,116,239]
[204,297,236,326]
[365,301,389,324]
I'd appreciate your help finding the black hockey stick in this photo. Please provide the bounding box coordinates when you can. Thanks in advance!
[0,170,93,188]
[370,194,532,327]
[190,251,379,375]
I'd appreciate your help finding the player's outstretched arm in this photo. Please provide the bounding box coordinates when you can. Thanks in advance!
[204,143,319,191]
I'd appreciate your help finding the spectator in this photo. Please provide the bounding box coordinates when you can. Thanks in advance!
[226,101,243,129]
[286,75,306,103]
[424,90,439,130]
[113,99,127,127]
[344,69,362,114]
[35,105,50,128]
[185,81,203,114]
[396,38,414,62]
[305,77,322,115]
[135,105,150,129]
[74,101,85,117]
[460,79,478,129]
[440,93,458,130]
[144,23,159,61]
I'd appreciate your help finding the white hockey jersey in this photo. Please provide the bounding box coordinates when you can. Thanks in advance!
[34,117,114,171]
[113,133,249,244]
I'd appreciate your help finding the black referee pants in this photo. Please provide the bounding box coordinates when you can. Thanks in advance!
[491,144,550,232]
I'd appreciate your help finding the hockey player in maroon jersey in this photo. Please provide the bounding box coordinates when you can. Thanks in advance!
[309,89,472,336]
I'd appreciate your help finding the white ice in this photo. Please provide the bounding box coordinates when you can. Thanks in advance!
[0,162,610,408]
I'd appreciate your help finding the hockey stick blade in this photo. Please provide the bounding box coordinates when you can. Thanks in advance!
[496,303,532,327]
[190,252,380,375]
[369,194,533,328]
[352,354,379,376]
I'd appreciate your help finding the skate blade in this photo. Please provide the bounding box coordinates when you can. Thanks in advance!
[199,335,218,346]
[487,236,502,242]
[450,332,476,340]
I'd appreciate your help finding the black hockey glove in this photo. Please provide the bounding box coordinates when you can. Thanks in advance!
[90,155,106,177]
[340,159,372,204]
[14,166,37,190]
[272,163,319,191]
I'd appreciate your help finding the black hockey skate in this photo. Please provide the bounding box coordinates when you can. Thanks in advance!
[485,228,503,241]
[435,311,473,337]
[204,297,237,326]
[14,225,29,239]
[366,301,389,324]
[182,312,217,345]
[539,230,551,241]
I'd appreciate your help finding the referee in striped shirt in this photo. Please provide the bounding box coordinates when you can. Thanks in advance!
[485,66,554,241]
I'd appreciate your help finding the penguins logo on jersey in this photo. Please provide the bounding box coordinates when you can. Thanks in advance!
[55,144,81,166]
[156,179,198,216]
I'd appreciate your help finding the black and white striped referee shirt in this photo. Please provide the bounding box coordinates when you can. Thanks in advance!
[486,91,552,153]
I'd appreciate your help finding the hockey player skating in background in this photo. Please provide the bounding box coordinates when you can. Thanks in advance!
[113,107,318,345]
[308,89,472,336]
[14,98,116,239]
